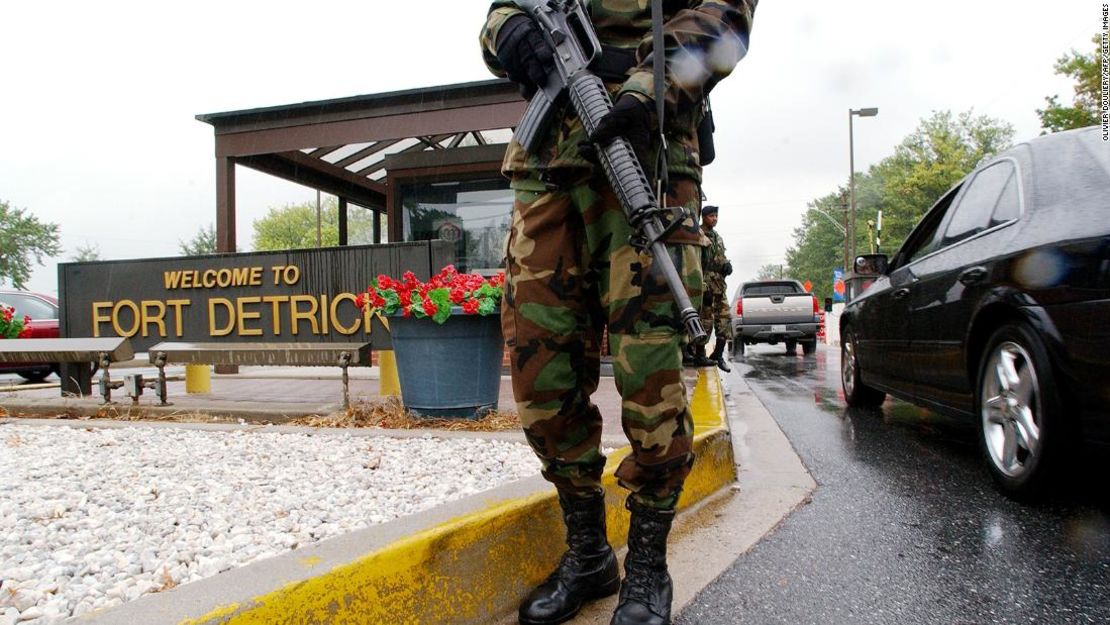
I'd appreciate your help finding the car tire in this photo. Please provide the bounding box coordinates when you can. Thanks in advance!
[841,328,885,408]
[801,340,817,356]
[785,339,797,354]
[732,340,745,359]
[976,322,1070,500]
[17,369,51,383]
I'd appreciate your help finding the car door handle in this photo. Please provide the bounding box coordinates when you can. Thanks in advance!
[959,267,988,286]
[892,288,909,299]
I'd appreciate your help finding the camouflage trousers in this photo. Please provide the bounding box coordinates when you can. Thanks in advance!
[501,169,705,509]
[699,287,734,341]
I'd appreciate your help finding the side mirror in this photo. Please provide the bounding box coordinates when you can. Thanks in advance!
[823,297,833,312]
[854,254,889,276]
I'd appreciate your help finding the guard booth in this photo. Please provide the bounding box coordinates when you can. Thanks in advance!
[195,79,525,274]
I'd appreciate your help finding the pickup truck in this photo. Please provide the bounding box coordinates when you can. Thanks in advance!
[730,280,820,356]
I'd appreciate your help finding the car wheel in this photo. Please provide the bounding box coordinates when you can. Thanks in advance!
[977,322,1068,500]
[841,328,885,407]
[785,339,797,354]
[18,369,51,383]
[802,340,817,356]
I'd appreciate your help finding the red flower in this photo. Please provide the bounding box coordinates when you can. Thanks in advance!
[355,293,366,309]
[361,265,503,325]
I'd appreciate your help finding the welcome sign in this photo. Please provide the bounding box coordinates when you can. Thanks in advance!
[58,241,454,354]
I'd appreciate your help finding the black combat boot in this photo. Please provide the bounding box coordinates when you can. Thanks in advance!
[710,339,731,373]
[692,344,714,367]
[519,490,620,625]
[610,498,676,625]
[681,344,695,367]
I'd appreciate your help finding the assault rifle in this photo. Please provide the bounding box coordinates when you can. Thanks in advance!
[512,0,708,344]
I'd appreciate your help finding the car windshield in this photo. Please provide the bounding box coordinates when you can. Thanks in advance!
[743,283,801,296]
[0,294,57,320]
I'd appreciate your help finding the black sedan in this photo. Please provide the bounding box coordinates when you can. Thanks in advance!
[839,126,1110,499]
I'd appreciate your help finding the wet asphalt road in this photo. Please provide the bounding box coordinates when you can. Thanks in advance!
[678,344,1110,625]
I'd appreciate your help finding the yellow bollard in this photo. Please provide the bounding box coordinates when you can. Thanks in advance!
[185,364,211,394]
[378,351,401,397]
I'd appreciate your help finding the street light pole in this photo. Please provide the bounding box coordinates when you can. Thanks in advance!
[848,107,878,273]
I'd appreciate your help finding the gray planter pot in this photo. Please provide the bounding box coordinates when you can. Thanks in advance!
[389,308,503,419]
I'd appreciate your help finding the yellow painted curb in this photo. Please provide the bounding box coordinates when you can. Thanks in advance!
[119,371,734,625]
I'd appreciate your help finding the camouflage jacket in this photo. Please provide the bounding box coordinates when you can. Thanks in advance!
[701,226,728,293]
[480,0,756,183]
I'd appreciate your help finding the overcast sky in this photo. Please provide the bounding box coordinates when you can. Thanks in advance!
[0,0,1098,298]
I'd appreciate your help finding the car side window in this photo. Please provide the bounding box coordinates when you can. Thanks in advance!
[940,161,1015,248]
[989,168,1021,227]
[1,294,57,320]
[899,184,962,266]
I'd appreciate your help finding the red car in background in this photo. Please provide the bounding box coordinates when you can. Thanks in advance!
[0,290,60,382]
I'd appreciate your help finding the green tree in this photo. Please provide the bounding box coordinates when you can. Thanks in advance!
[0,200,62,289]
[1037,35,1101,133]
[785,111,1014,301]
[179,223,217,256]
[72,243,101,262]
[753,263,783,281]
[870,110,1014,250]
[251,198,377,251]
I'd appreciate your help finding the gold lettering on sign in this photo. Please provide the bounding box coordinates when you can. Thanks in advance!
[236,297,263,337]
[261,295,290,335]
[167,300,190,336]
[208,298,234,337]
[141,301,167,337]
[290,295,320,335]
[330,293,360,335]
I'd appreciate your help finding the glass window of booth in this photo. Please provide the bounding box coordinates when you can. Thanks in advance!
[401,177,512,274]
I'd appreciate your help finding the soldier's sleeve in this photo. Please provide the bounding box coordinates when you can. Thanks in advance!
[619,0,757,116]
[480,2,526,77]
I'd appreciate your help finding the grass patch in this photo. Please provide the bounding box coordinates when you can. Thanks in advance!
[289,397,521,432]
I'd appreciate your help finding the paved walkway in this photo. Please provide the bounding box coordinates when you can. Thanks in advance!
[0,363,636,447]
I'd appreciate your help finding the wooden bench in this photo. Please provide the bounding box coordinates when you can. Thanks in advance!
[147,342,372,409]
[0,337,134,403]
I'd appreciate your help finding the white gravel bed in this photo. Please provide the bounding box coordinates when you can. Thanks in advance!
[0,424,539,624]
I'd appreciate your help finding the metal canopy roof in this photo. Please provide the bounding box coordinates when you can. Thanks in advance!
[197,79,525,252]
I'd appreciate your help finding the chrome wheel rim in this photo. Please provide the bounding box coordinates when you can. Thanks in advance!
[981,341,1041,478]
[842,336,856,396]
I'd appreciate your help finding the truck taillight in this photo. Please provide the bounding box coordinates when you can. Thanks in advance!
[812,295,819,314]
[736,299,743,316]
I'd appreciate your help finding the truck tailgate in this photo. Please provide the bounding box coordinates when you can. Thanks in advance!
[743,294,814,324]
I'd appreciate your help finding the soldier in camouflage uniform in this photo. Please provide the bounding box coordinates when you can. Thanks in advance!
[480,2,755,624]
[696,204,733,372]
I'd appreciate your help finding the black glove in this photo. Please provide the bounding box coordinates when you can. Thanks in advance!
[581,94,654,166]
[722,261,733,277]
[495,15,555,100]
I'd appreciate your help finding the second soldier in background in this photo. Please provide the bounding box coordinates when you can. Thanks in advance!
[695,204,733,372]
